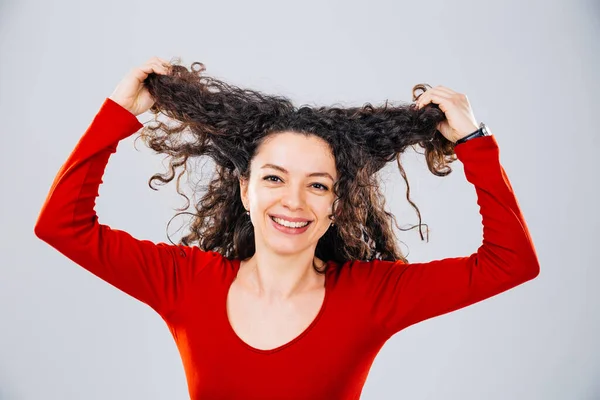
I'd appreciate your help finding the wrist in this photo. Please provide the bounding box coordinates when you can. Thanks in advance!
[453,124,479,143]
[454,122,491,146]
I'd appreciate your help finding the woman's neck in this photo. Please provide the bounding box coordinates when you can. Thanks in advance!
[237,252,326,302]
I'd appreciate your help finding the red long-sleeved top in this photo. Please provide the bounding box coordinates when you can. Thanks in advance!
[34,98,540,399]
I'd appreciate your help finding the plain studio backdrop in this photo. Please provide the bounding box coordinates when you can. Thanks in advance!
[1,0,598,399]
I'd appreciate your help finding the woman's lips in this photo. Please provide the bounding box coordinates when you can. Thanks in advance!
[268,214,312,223]
[269,216,312,235]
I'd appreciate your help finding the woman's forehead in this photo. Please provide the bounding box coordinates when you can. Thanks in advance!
[253,132,336,176]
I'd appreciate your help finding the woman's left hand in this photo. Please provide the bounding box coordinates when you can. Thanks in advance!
[415,85,480,143]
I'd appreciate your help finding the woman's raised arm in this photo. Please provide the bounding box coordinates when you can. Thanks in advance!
[357,87,540,336]
[34,58,221,318]
[361,133,540,336]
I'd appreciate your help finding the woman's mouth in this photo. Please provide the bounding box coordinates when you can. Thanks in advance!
[269,216,312,234]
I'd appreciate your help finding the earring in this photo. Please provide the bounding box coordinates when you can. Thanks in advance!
[246,210,250,216]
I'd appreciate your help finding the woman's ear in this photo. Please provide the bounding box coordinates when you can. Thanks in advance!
[239,177,249,209]
[332,200,342,219]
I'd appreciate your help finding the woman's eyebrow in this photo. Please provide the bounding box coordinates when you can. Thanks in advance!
[260,163,334,181]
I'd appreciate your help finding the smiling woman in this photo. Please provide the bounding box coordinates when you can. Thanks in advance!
[137,61,455,268]
[237,131,339,267]
[34,57,540,400]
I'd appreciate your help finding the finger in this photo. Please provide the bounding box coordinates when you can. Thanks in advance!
[414,85,447,104]
[146,57,171,72]
[158,58,171,68]
[149,61,170,74]
[157,62,170,73]
[140,64,166,76]
[426,86,456,97]
[416,90,452,111]
[435,87,469,107]
[138,62,169,79]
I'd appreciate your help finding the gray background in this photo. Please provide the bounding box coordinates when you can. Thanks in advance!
[1,0,598,399]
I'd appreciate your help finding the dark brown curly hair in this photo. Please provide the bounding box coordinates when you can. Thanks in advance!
[137,59,458,275]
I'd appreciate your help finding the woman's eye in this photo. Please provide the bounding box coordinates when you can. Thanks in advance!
[263,176,328,191]
[264,175,282,183]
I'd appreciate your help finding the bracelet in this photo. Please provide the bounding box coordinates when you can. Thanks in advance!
[455,123,485,146]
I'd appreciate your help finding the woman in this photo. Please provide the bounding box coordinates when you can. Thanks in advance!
[34,56,540,399]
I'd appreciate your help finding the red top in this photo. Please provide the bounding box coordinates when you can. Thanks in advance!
[34,98,540,400]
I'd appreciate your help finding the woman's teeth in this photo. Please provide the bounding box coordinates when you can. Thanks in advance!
[272,216,310,228]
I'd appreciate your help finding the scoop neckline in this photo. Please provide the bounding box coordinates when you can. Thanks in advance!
[224,258,333,355]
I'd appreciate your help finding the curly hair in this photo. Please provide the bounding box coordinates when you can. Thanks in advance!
[136,59,458,275]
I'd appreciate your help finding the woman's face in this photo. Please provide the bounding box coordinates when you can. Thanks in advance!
[240,132,338,256]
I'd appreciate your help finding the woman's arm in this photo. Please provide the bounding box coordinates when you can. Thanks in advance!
[361,134,540,337]
[34,98,220,318]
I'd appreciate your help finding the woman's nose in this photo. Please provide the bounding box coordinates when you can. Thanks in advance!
[281,186,305,210]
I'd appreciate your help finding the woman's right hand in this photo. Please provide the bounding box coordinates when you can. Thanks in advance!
[109,56,171,117]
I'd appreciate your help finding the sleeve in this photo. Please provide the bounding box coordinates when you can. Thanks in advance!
[363,134,540,337]
[33,97,221,318]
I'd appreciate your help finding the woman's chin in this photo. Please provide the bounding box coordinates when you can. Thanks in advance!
[269,241,304,255]
[264,236,311,255]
